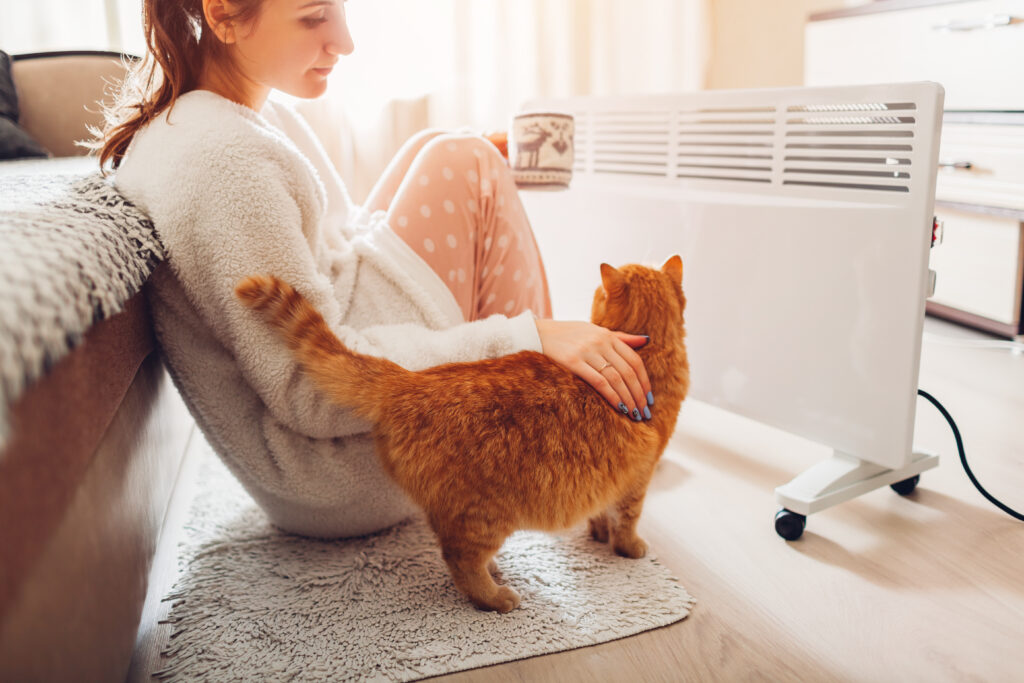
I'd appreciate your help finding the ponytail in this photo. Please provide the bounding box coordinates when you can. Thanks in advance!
[90,0,263,172]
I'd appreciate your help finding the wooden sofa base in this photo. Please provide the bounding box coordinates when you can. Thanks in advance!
[0,293,195,681]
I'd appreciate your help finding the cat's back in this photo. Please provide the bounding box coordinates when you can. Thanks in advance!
[381,350,662,525]
[403,350,594,412]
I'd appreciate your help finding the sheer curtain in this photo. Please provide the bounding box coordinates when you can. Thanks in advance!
[310,0,711,201]
[325,0,709,129]
[0,0,146,55]
[1,0,711,201]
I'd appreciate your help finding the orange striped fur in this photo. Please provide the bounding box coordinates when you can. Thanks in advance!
[235,256,689,612]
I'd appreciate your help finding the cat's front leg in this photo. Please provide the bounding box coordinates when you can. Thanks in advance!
[588,512,610,543]
[614,532,648,559]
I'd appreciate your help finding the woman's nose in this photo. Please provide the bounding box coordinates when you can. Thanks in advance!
[327,15,355,56]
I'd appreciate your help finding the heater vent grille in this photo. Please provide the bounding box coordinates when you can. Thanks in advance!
[572,99,923,194]
[588,110,671,177]
[783,101,916,193]
[676,105,775,184]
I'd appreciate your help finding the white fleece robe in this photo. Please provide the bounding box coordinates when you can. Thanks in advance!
[115,90,543,537]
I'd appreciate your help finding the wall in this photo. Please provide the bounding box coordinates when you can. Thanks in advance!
[706,0,864,89]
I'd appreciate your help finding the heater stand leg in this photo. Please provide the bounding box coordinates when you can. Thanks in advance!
[773,450,939,538]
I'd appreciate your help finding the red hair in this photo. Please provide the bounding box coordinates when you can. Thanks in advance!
[91,0,264,171]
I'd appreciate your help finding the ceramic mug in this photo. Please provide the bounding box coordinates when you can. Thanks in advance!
[508,112,575,190]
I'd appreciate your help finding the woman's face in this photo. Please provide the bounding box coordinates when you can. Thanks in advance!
[225,0,354,105]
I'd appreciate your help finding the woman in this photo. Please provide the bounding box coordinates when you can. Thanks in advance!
[100,0,655,537]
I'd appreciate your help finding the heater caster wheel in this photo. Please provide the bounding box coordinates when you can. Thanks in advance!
[774,508,806,541]
[890,474,920,496]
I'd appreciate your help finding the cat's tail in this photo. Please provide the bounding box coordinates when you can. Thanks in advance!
[234,275,403,423]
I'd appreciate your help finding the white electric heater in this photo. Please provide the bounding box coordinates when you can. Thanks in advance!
[519,82,945,539]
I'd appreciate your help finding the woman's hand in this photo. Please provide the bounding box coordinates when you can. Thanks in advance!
[534,319,653,421]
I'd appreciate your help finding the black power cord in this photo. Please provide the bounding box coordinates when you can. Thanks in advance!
[918,388,1024,522]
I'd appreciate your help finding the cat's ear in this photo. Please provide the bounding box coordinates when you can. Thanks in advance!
[600,263,627,297]
[661,254,683,287]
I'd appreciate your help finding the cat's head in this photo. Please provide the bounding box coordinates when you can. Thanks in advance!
[590,255,686,344]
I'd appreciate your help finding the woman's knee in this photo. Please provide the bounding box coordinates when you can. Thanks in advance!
[399,128,449,160]
[419,133,506,171]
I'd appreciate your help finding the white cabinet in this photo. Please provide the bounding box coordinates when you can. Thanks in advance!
[807,0,1024,110]
[807,0,1024,337]
[936,117,1024,210]
[929,206,1023,325]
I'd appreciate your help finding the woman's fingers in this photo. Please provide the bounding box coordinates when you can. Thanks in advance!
[588,350,650,421]
[584,354,639,419]
[533,319,652,421]
[599,352,646,420]
[611,337,652,409]
[617,332,649,349]
[578,361,634,418]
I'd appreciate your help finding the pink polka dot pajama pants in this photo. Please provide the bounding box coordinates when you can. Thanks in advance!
[363,129,553,322]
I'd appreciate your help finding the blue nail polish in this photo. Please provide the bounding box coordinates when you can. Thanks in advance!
[632,408,641,421]
[646,391,654,406]
[618,402,628,415]
[643,406,651,420]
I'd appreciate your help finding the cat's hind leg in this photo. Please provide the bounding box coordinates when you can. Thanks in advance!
[437,535,520,613]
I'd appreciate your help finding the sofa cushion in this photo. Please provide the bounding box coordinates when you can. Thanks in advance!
[0,51,48,160]
[0,118,48,160]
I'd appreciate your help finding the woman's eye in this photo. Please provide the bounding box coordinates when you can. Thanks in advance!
[301,13,328,28]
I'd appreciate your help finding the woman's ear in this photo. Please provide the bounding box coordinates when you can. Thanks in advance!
[203,0,237,44]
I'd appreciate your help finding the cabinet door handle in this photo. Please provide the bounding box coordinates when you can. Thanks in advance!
[938,159,974,170]
[932,14,1023,31]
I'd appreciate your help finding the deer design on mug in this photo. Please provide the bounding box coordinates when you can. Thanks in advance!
[514,123,553,170]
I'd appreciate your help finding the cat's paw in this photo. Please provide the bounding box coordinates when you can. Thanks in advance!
[492,586,521,613]
[473,585,521,613]
[588,516,610,543]
[613,536,648,559]
[487,558,499,575]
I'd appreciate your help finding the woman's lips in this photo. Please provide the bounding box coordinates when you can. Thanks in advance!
[312,66,333,77]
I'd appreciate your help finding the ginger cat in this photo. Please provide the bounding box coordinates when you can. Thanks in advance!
[235,256,689,613]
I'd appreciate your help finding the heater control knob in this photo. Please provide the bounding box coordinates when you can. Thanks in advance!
[931,216,944,247]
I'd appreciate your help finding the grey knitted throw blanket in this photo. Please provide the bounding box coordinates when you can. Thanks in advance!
[0,159,163,453]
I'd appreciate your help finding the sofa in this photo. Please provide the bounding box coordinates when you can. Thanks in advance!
[0,51,195,681]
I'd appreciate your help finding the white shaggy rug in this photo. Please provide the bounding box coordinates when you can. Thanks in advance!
[154,449,695,682]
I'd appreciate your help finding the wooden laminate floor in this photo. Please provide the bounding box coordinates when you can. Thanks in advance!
[130,316,1024,682]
